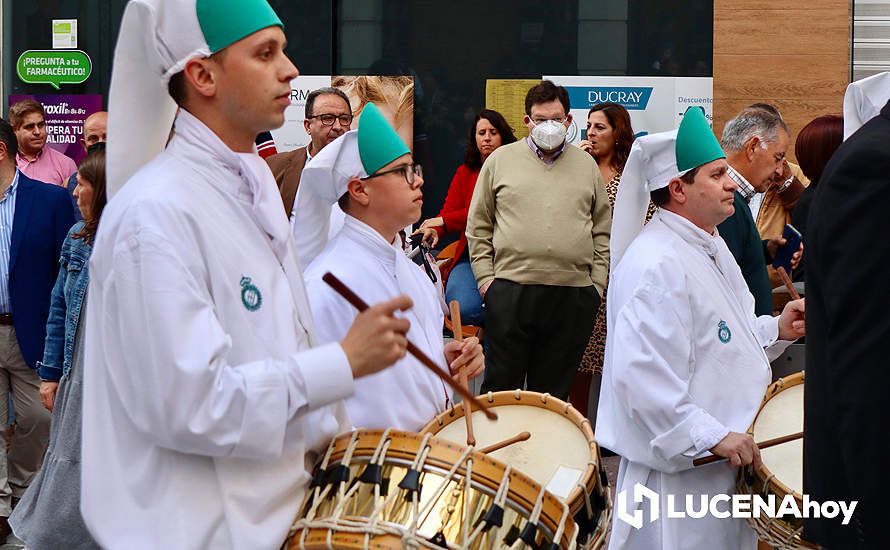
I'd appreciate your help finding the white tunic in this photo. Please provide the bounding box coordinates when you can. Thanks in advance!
[596,209,791,550]
[81,111,353,550]
[305,216,450,431]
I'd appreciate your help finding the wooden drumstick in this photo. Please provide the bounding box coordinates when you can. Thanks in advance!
[776,266,801,301]
[693,431,803,467]
[449,300,476,446]
[322,272,497,420]
[478,431,531,454]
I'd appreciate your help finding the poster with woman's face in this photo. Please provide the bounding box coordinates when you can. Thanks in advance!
[331,76,414,153]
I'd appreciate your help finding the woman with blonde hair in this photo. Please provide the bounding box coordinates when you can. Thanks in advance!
[332,75,414,148]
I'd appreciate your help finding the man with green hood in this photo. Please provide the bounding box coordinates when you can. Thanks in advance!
[82,1,412,548]
[596,108,805,549]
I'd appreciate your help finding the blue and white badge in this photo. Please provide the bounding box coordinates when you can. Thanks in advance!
[240,276,262,312]
[717,320,732,344]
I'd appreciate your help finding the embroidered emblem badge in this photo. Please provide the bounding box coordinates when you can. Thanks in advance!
[717,320,732,344]
[240,276,262,312]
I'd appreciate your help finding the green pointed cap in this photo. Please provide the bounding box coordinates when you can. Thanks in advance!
[196,0,283,53]
[358,103,411,175]
[675,107,725,173]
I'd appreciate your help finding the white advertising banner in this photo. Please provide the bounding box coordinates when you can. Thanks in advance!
[270,75,332,152]
[543,75,713,143]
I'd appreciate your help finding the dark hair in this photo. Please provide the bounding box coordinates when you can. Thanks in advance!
[795,115,843,187]
[524,80,570,116]
[650,166,700,207]
[168,72,187,105]
[305,87,352,118]
[0,118,18,160]
[463,109,517,170]
[72,149,107,244]
[8,99,45,128]
[587,102,634,172]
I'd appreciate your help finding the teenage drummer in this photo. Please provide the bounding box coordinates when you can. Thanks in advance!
[595,107,806,549]
[80,1,412,548]
[294,110,484,431]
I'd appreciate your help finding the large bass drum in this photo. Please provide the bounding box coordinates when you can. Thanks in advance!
[736,372,816,549]
[287,429,579,549]
[422,390,611,549]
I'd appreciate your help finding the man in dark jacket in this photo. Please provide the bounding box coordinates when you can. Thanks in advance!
[803,96,890,548]
[265,86,352,216]
[0,118,74,538]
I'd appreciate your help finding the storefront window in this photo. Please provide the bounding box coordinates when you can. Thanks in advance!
[2,0,711,216]
[336,0,713,218]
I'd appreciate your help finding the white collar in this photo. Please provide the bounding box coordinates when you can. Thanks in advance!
[656,208,725,259]
[340,215,402,273]
[170,109,291,257]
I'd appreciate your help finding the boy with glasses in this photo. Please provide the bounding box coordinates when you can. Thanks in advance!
[296,103,484,431]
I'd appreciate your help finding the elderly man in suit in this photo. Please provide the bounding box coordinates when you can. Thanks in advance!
[803,74,890,549]
[0,118,74,539]
[266,86,353,217]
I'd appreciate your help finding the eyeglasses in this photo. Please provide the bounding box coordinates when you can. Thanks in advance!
[306,113,353,127]
[362,163,423,188]
[531,116,568,125]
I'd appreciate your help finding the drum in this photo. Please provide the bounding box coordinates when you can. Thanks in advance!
[736,372,816,549]
[287,429,579,549]
[421,390,611,549]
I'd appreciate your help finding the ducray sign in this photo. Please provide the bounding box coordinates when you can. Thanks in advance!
[567,86,654,110]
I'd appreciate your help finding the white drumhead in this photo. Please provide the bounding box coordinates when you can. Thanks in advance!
[751,384,803,495]
[432,404,590,500]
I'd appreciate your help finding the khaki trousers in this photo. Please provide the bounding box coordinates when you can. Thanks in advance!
[0,325,50,517]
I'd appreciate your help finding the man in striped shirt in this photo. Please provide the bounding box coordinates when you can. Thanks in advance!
[0,118,74,540]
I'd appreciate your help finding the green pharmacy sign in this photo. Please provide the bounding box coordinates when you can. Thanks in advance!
[16,50,92,90]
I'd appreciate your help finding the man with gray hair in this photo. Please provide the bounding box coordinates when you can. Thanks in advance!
[266,86,353,216]
[715,105,800,314]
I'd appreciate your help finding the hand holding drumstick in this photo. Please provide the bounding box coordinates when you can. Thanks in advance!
[324,273,496,420]
[445,300,483,446]
[443,302,484,381]
[695,431,803,467]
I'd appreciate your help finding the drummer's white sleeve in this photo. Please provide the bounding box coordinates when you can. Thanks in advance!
[752,314,795,362]
[610,284,730,464]
[96,231,353,460]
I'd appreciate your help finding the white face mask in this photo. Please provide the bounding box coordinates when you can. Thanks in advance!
[530,120,568,151]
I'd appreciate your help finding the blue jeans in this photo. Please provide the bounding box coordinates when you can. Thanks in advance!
[445,258,484,326]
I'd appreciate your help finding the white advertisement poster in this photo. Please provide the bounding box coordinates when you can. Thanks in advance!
[270,75,332,152]
[52,19,78,49]
[544,75,713,143]
[270,75,415,154]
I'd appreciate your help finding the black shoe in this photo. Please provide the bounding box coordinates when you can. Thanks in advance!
[0,516,11,542]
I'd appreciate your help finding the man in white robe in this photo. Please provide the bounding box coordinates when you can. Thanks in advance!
[82,2,413,548]
[295,105,484,432]
[597,107,806,549]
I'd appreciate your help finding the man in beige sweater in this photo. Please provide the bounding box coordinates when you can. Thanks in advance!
[466,80,611,399]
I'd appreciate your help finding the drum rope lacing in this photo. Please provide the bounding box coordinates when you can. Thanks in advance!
[289,433,577,549]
